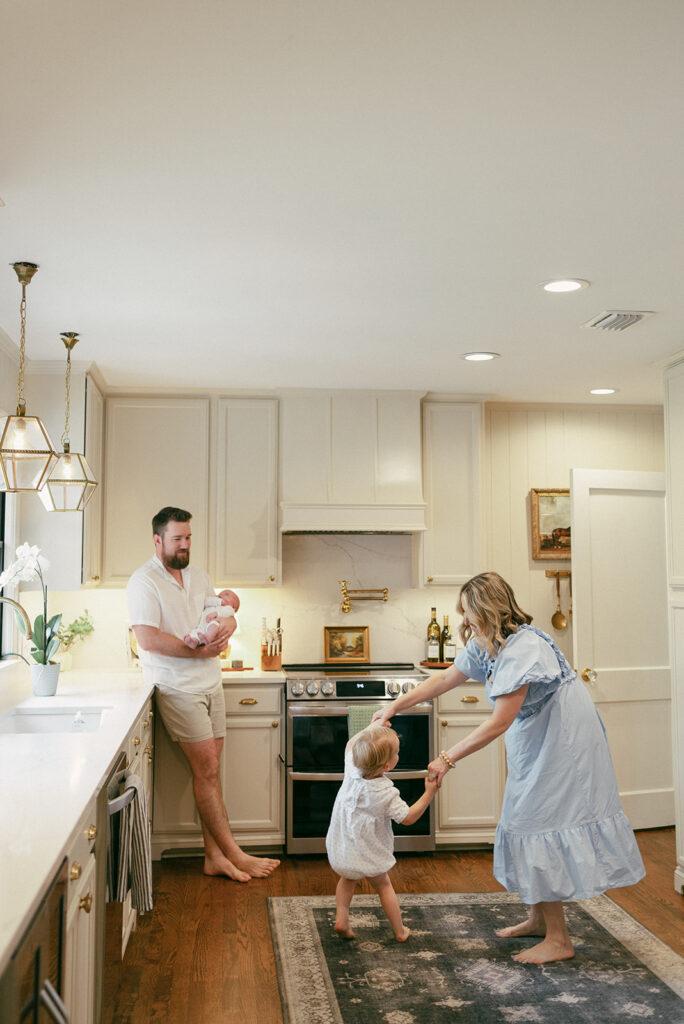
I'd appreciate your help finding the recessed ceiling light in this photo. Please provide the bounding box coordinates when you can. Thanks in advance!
[461,352,500,362]
[541,279,590,292]
[589,388,618,395]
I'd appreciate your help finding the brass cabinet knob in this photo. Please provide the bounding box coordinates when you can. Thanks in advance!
[143,719,149,728]
[144,745,154,755]
[271,720,279,728]
[427,576,434,583]
[441,719,448,727]
[148,709,154,718]
[581,668,597,683]
[461,695,479,703]
[79,892,93,914]
[133,736,141,746]
[239,697,258,705]
[87,825,97,841]
[91,576,100,582]
[268,575,275,582]
[70,862,82,881]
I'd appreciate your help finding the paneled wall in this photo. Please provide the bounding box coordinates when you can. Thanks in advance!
[485,404,665,661]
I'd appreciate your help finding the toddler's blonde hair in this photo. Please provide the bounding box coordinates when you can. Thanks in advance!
[351,725,399,779]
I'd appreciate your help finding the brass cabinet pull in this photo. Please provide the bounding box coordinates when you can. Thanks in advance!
[87,825,97,841]
[268,575,275,582]
[144,745,154,755]
[148,709,154,717]
[79,893,93,914]
[271,720,279,728]
[133,736,141,746]
[239,698,258,705]
[441,719,448,727]
[461,695,479,703]
[427,576,434,583]
[91,576,100,582]
[70,862,82,881]
[143,719,149,728]
[581,668,597,683]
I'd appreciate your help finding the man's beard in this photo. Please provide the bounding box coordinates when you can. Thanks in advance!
[163,550,190,570]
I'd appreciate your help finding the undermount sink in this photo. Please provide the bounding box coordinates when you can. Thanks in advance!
[0,705,112,734]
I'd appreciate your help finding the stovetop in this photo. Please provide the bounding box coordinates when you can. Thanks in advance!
[283,662,420,676]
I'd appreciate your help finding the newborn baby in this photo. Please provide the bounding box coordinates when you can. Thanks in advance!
[183,589,240,649]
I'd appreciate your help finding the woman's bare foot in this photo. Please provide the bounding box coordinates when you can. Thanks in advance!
[233,852,280,878]
[395,927,411,942]
[334,922,355,939]
[203,854,250,883]
[496,916,546,939]
[512,938,575,964]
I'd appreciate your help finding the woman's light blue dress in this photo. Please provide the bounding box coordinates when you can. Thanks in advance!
[454,624,645,904]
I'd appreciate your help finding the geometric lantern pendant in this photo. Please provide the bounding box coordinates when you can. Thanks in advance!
[39,443,98,511]
[0,410,56,492]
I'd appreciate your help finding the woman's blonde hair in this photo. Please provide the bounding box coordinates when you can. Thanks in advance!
[351,725,399,779]
[458,572,532,656]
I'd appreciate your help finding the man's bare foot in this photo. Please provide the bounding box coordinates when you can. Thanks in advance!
[203,855,250,883]
[512,938,575,964]
[496,917,546,939]
[334,922,355,939]
[233,852,280,878]
[395,927,410,942]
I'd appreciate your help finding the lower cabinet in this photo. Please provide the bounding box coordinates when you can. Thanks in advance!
[120,701,154,957]
[435,684,506,846]
[64,801,99,1024]
[152,683,285,857]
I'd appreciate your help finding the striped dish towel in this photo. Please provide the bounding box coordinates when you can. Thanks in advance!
[347,705,385,738]
[116,771,154,913]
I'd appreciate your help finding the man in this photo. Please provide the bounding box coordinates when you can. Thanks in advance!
[126,506,280,882]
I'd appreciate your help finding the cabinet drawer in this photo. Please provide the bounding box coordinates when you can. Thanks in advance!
[438,683,487,714]
[67,803,98,900]
[224,686,282,714]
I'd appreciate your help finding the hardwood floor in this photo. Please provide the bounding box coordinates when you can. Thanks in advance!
[104,829,683,1024]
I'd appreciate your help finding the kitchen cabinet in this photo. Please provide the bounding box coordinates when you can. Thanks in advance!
[223,685,284,844]
[152,680,284,857]
[102,396,210,584]
[64,800,98,1024]
[420,401,483,586]
[435,683,505,846]
[81,373,105,586]
[119,699,154,957]
[212,397,280,586]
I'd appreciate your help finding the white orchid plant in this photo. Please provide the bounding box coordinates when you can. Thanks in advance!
[0,544,62,665]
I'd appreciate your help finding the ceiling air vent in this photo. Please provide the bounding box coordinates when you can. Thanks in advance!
[581,310,655,332]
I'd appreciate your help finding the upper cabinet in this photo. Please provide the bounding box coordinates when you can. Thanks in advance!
[81,374,104,586]
[102,397,210,584]
[211,397,280,587]
[420,401,483,586]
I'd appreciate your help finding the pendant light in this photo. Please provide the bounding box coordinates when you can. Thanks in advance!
[0,262,56,492]
[40,332,98,512]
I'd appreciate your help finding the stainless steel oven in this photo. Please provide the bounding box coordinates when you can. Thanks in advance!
[284,663,433,855]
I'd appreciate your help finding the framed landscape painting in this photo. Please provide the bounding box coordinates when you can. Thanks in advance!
[530,488,571,560]
[323,626,370,664]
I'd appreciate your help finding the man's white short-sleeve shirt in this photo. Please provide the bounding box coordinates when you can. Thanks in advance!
[126,555,220,693]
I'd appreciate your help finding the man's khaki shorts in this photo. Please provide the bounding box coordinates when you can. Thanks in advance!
[155,680,226,743]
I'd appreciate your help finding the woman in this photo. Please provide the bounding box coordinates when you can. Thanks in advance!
[373,572,645,964]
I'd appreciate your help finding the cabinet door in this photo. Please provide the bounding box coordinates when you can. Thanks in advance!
[213,397,280,586]
[421,402,482,586]
[223,714,283,839]
[102,397,210,584]
[64,853,97,1024]
[436,713,505,844]
[82,375,104,586]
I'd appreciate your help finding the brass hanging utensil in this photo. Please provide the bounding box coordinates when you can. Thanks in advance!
[551,574,567,630]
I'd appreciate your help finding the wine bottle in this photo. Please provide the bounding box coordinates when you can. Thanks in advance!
[442,615,456,663]
[426,607,441,662]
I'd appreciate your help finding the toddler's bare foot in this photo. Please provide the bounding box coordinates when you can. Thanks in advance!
[496,916,545,939]
[183,634,199,649]
[395,927,411,942]
[334,922,355,939]
[512,938,575,964]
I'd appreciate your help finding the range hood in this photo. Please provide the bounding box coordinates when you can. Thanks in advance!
[279,390,426,534]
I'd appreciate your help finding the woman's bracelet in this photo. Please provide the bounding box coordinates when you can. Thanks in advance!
[439,750,457,770]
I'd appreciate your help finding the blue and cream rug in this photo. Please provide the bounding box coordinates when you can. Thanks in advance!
[267,892,684,1023]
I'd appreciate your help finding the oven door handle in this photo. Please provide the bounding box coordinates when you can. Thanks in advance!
[386,770,429,780]
[289,771,345,781]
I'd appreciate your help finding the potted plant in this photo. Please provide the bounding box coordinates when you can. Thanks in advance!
[0,543,62,695]
[57,610,94,670]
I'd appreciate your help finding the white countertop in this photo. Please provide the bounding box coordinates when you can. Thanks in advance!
[0,670,154,976]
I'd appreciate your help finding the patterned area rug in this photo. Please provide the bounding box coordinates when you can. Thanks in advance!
[267,892,684,1023]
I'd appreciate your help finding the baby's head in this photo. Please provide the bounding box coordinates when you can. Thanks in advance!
[351,725,400,779]
[217,589,240,612]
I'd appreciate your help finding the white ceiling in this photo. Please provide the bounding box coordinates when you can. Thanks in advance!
[1,0,683,403]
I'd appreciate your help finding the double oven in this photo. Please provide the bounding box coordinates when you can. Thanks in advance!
[284,662,434,854]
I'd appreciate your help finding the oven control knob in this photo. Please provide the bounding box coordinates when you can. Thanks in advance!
[402,681,416,693]
[290,682,305,697]
[321,681,335,696]
[306,682,320,696]
[387,681,402,696]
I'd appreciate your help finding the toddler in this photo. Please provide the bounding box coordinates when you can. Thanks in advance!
[325,724,437,942]
[183,589,240,649]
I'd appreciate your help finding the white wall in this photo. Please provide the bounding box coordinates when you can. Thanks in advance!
[485,403,665,662]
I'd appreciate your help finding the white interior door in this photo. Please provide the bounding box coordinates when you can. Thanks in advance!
[571,468,673,829]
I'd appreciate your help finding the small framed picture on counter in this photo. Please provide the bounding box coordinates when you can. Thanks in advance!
[323,626,370,664]
[530,488,571,560]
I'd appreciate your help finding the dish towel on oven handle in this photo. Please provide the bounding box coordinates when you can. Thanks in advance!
[115,771,154,913]
[347,704,385,738]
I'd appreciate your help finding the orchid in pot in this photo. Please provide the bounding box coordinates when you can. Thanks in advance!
[0,543,62,694]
